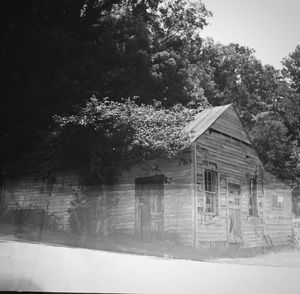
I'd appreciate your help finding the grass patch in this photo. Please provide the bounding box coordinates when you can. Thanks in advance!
[0,223,294,261]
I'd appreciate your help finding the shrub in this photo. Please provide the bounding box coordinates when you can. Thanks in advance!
[44,96,200,185]
[68,185,118,238]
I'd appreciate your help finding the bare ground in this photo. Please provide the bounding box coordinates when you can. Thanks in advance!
[212,247,300,268]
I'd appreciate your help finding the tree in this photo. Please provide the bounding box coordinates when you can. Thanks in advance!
[40,96,199,185]
[1,0,212,169]
[184,39,290,130]
[282,45,300,93]
[280,45,300,186]
[251,112,295,182]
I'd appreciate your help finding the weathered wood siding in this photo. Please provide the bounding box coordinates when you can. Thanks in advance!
[107,155,193,246]
[195,127,265,248]
[263,173,292,246]
[3,171,81,230]
[2,104,292,249]
[2,155,193,246]
[211,106,250,144]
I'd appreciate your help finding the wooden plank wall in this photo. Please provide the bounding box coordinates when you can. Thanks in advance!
[195,129,265,248]
[3,171,81,230]
[3,156,193,246]
[263,173,292,246]
[211,106,250,144]
[108,155,193,246]
[293,218,300,246]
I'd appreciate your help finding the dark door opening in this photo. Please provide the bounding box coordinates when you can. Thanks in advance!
[227,182,243,243]
[135,175,164,241]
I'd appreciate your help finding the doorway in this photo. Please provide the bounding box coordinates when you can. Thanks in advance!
[227,182,243,243]
[135,175,164,241]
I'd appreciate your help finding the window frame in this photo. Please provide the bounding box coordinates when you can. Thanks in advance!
[272,194,284,209]
[247,175,258,216]
[204,169,219,215]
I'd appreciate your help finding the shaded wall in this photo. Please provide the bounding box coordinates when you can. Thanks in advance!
[195,130,265,248]
[263,172,293,246]
[107,155,193,246]
[2,171,80,230]
[2,154,193,246]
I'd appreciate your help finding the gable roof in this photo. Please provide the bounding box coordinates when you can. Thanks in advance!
[184,104,251,144]
[184,104,231,141]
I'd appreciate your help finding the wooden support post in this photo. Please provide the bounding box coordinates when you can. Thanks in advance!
[192,143,198,248]
[226,178,229,248]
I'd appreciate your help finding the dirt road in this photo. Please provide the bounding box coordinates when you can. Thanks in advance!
[0,238,299,293]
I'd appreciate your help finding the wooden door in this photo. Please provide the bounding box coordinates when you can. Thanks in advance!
[227,182,243,243]
[136,175,164,241]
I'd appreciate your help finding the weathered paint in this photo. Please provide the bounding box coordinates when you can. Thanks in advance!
[107,155,193,246]
[263,172,293,246]
[3,171,81,230]
[1,104,293,249]
[2,154,193,246]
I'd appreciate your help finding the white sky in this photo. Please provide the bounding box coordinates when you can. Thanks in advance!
[201,0,300,69]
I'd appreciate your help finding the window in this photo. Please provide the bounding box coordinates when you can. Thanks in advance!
[204,170,218,213]
[272,194,284,209]
[228,183,241,205]
[248,176,258,216]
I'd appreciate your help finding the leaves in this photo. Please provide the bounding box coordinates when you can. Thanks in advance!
[282,45,300,93]
[1,0,212,169]
[49,96,200,184]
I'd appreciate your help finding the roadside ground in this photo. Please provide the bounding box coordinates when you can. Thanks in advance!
[0,238,300,294]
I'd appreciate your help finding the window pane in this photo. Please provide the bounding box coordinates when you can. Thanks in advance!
[248,176,258,216]
[204,170,218,213]
[205,170,217,192]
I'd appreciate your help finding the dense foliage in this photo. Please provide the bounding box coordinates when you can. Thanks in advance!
[48,96,199,184]
[0,0,210,167]
[1,0,299,187]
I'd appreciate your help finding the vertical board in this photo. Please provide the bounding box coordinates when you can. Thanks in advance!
[135,175,164,241]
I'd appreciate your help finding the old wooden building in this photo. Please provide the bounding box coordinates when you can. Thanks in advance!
[1,104,293,248]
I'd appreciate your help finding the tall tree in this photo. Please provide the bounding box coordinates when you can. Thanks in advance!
[184,39,289,129]
[282,45,300,93]
[1,0,211,168]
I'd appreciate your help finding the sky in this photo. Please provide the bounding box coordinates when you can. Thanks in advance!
[201,0,300,69]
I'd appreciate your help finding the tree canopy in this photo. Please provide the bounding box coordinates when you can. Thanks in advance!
[42,96,199,184]
[0,0,211,168]
[1,0,299,187]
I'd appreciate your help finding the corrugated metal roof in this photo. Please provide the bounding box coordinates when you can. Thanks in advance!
[184,104,232,142]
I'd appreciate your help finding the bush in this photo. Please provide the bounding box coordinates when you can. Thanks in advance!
[68,186,118,238]
[46,97,199,185]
